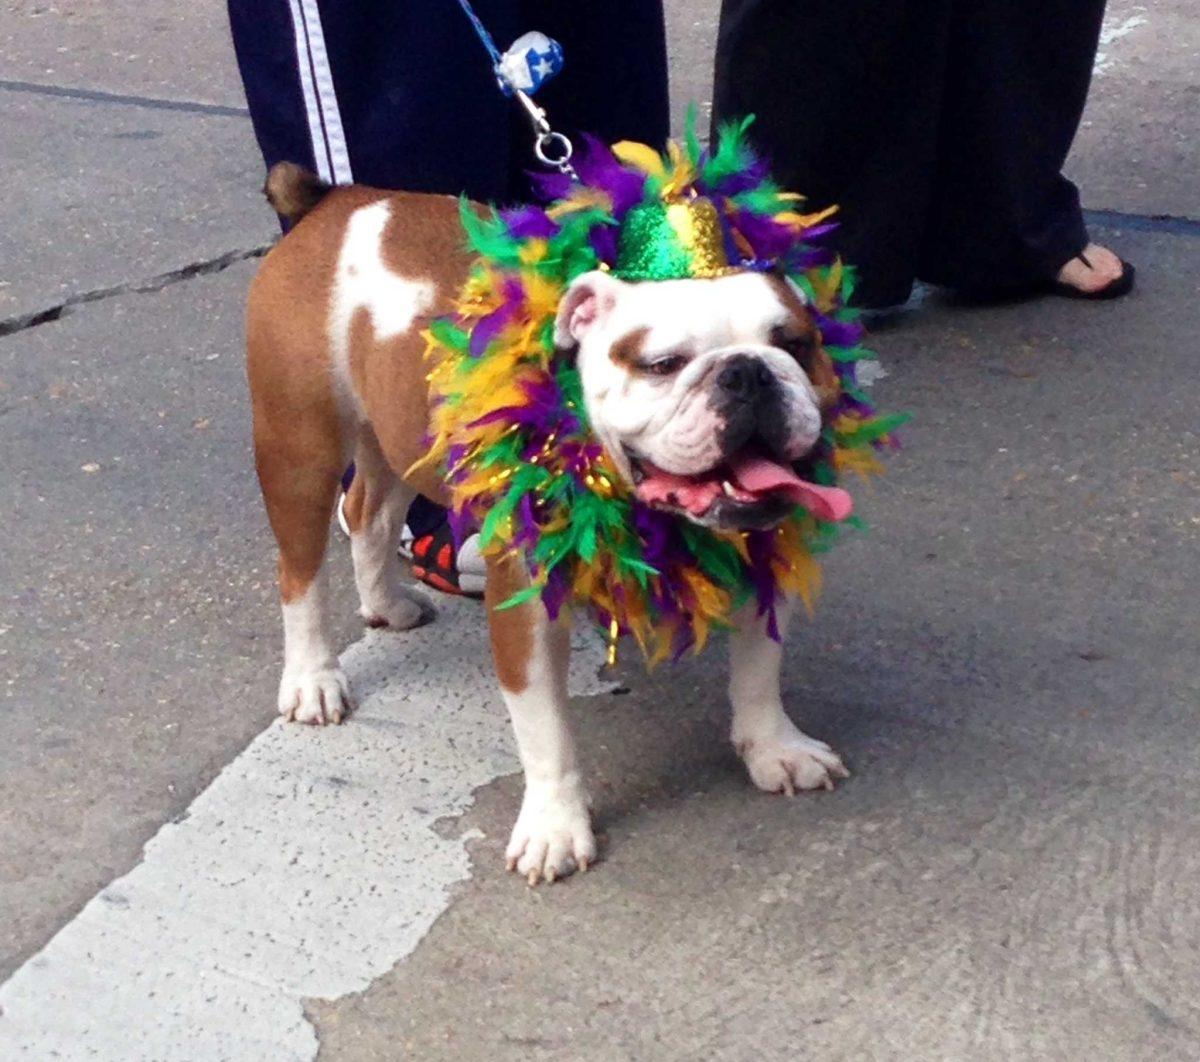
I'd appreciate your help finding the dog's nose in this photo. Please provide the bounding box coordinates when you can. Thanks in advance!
[716,354,774,401]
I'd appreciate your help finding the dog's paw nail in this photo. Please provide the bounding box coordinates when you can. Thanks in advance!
[506,789,595,885]
[740,724,847,795]
[278,668,353,726]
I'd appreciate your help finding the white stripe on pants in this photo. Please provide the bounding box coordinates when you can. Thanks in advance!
[286,0,353,184]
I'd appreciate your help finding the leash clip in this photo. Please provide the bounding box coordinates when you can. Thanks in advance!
[513,90,576,179]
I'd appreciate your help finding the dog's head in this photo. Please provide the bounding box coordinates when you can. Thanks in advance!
[554,269,851,530]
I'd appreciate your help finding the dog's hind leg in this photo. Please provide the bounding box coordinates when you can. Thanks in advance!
[251,352,355,726]
[486,555,595,884]
[342,428,431,630]
[729,596,850,794]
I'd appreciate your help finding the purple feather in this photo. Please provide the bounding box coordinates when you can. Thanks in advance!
[468,276,527,357]
[745,531,783,641]
[589,224,619,267]
[502,205,559,239]
[632,506,673,576]
[469,303,518,357]
[801,222,839,242]
[816,314,864,349]
[574,135,649,217]
[670,623,695,663]
[527,169,574,204]
[541,564,571,620]
[448,506,476,546]
[730,209,800,261]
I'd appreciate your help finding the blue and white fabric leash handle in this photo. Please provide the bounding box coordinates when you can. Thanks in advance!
[453,0,577,180]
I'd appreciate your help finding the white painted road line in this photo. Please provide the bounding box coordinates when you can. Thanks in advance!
[0,599,612,1059]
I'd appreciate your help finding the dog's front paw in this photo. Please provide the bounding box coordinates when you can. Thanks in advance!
[505,780,596,885]
[736,719,849,795]
[278,666,354,726]
[360,586,432,631]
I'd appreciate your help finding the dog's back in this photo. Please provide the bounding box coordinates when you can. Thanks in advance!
[246,165,468,515]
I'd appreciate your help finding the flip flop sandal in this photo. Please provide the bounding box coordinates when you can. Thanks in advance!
[1049,252,1136,301]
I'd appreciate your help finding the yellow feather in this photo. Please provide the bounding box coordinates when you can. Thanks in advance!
[518,239,548,265]
[612,140,667,178]
[546,188,612,219]
[807,258,845,314]
[661,140,696,198]
[774,204,838,230]
[833,447,885,479]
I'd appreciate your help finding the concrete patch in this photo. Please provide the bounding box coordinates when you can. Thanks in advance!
[1095,8,1149,74]
[0,601,612,1059]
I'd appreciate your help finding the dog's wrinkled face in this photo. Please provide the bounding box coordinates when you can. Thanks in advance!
[554,270,849,530]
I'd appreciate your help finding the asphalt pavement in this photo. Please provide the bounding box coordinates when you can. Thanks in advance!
[1,2,1198,1059]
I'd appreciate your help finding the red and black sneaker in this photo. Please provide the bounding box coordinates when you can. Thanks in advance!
[407,521,486,598]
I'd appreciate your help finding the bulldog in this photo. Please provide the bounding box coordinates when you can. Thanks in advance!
[246,163,850,885]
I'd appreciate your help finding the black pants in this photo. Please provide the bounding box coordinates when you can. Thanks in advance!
[714,0,1106,308]
[228,0,669,532]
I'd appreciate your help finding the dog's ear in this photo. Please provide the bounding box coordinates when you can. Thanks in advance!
[554,271,624,349]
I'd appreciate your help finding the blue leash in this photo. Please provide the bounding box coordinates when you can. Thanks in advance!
[455,0,503,66]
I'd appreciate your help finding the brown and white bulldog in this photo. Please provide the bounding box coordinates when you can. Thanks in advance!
[246,163,850,885]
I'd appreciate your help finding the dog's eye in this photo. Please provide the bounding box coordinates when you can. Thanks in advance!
[770,326,817,372]
[644,354,687,377]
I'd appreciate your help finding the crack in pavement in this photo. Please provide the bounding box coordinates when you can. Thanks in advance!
[0,244,274,339]
[0,79,250,119]
[1084,208,1200,239]
[0,209,1192,343]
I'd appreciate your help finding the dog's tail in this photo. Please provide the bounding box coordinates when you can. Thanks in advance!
[263,162,331,225]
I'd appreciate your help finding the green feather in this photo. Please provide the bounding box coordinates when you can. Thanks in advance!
[825,344,874,363]
[840,264,859,304]
[429,317,469,353]
[495,584,542,611]
[678,524,744,589]
[701,115,756,189]
[459,200,523,267]
[731,182,786,213]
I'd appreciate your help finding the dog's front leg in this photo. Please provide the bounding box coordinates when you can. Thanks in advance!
[729,597,849,794]
[486,557,595,884]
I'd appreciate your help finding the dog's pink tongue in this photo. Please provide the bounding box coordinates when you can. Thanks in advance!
[635,467,722,516]
[728,453,854,523]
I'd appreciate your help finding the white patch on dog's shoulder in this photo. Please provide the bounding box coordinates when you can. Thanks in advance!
[328,200,435,417]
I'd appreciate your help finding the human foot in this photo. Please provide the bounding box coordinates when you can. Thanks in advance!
[1053,243,1134,298]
